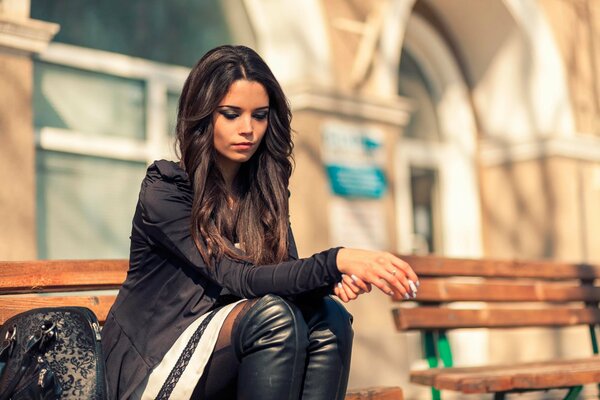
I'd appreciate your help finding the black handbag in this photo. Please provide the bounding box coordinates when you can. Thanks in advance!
[0,307,107,399]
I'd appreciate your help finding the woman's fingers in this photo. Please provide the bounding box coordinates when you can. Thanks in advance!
[333,276,369,303]
[367,274,395,297]
[348,274,371,293]
[380,268,410,297]
[342,274,364,294]
[369,259,417,300]
[341,280,358,300]
[388,254,420,286]
[380,254,419,298]
[371,274,414,300]
[334,283,349,302]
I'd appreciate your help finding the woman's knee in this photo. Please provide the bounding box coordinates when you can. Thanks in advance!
[304,296,354,346]
[234,294,309,356]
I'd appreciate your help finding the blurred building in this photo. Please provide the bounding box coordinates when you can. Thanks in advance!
[1,0,600,397]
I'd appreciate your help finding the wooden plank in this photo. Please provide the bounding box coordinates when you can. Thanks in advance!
[0,260,128,293]
[0,294,117,325]
[463,357,600,392]
[345,387,403,400]
[393,307,600,330]
[511,369,600,390]
[399,255,600,280]
[395,278,600,303]
[437,358,600,393]
[410,356,600,393]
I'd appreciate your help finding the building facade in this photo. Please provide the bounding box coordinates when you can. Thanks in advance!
[1,0,600,397]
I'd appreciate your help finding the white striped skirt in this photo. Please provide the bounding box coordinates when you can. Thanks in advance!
[132,300,244,400]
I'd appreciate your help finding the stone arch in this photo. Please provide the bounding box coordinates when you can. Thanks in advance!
[242,0,333,88]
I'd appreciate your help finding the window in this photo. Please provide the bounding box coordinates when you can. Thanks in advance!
[410,167,439,254]
[32,1,254,258]
[33,46,187,259]
[398,49,441,141]
[31,0,245,68]
[396,48,444,254]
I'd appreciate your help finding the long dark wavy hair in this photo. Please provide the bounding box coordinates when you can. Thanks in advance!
[175,45,293,266]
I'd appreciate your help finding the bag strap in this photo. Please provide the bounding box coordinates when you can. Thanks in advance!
[0,324,22,400]
[25,320,56,355]
[0,321,56,400]
[0,324,17,380]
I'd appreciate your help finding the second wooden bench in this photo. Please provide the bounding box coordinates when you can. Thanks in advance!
[394,255,600,400]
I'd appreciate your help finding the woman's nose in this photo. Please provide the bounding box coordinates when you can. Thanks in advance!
[240,115,253,135]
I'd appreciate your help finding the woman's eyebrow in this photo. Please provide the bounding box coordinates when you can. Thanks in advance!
[217,105,269,111]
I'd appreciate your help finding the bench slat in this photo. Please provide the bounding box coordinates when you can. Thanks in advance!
[345,387,403,400]
[393,307,600,330]
[410,356,600,393]
[398,278,600,302]
[400,255,600,280]
[0,260,127,293]
[0,294,117,325]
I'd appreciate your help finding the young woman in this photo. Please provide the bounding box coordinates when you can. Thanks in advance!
[102,45,419,400]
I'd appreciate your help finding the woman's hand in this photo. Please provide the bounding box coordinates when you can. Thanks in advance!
[333,274,372,303]
[336,248,419,299]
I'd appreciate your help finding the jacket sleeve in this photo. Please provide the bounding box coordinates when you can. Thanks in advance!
[139,177,342,298]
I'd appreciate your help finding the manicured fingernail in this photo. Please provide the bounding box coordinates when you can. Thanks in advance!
[337,282,343,289]
[416,280,421,288]
[388,291,394,296]
[408,280,417,293]
[403,293,410,300]
[351,274,359,282]
[412,291,417,299]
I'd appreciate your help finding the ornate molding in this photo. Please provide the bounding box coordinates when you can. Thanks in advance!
[287,85,413,126]
[0,16,59,55]
[480,134,600,166]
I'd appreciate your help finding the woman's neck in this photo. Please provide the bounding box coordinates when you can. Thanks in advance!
[216,156,240,195]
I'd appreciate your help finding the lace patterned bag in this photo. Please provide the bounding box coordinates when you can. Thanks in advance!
[0,307,107,399]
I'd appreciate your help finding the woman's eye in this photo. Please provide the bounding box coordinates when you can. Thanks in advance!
[220,112,238,120]
[253,113,268,120]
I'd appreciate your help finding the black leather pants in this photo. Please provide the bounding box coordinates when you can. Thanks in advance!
[234,294,353,400]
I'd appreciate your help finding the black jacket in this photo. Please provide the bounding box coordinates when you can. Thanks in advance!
[102,160,342,399]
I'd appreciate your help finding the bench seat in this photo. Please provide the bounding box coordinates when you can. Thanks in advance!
[411,356,600,393]
[0,259,403,400]
[346,387,404,400]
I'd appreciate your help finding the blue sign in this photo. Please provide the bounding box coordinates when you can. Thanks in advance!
[326,165,387,198]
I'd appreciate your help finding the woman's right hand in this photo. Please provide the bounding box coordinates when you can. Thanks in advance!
[333,273,371,303]
[336,248,419,299]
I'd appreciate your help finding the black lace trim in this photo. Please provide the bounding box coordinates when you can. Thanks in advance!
[155,309,218,399]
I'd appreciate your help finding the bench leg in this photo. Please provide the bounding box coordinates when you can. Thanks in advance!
[564,386,583,400]
[437,330,453,367]
[423,331,441,400]
[423,330,455,400]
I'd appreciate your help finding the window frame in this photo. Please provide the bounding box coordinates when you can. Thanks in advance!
[34,42,190,164]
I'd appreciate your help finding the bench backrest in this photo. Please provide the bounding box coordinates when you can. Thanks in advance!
[394,255,600,331]
[0,260,128,326]
[3,255,600,332]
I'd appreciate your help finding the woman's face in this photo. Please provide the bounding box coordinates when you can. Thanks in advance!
[213,79,269,175]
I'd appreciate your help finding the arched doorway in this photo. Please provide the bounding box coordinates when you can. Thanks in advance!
[382,9,483,258]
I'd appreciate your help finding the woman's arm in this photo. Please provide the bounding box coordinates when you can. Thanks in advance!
[140,173,418,300]
[140,177,342,298]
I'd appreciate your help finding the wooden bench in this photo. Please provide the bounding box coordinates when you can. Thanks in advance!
[395,255,600,400]
[0,259,403,400]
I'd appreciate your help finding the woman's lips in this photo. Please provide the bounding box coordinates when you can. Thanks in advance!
[232,142,254,151]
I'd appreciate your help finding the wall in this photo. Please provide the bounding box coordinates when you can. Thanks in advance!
[0,0,57,259]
